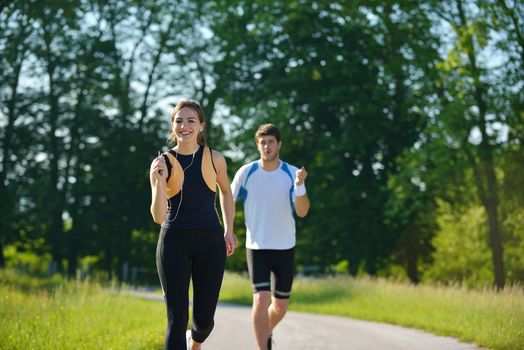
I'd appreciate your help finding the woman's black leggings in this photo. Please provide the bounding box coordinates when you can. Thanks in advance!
[156,226,226,350]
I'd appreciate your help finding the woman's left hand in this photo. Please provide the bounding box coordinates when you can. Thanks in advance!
[224,232,238,256]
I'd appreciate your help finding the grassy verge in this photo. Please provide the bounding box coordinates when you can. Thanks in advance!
[0,270,165,350]
[219,272,524,350]
[2,270,522,350]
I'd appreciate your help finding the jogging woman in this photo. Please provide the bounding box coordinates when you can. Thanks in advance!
[150,99,237,350]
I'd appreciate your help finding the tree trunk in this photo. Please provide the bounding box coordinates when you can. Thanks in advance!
[456,0,505,289]
[44,24,64,273]
[406,243,420,284]
[0,24,29,268]
[67,233,78,277]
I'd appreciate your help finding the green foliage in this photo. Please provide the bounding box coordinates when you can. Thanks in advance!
[503,208,524,282]
[3,245,53,275]
[209,0,441,275]
[424,201,493,287]
[500,149,524,283]
[333,260,349,274]
[0,0,522,289]
[225,210,248,272]
[385,146,438,283]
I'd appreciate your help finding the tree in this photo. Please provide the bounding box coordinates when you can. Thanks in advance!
[208,0,440,274]
[0,0,35,267]
[429,0,523,289]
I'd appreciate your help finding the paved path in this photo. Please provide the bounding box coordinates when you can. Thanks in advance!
[130,291,486,350]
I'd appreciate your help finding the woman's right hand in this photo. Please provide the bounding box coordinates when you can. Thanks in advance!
[150,154,168,224]
[150,155,167,183]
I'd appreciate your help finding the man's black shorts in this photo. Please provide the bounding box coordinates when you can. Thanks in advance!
[246,248,295,299]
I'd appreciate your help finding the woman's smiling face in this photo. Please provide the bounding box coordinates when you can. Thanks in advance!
[172,107,203,144]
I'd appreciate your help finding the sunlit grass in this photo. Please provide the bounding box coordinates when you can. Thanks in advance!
[0,270,165,350]
[1,269,522,350]
[219,272,524,350]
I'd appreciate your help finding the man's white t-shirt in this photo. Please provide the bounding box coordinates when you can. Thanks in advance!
[231,160,305,250]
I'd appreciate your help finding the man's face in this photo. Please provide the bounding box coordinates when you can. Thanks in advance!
[257,135,281,161]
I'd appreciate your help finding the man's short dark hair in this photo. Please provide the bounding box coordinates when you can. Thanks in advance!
[255,124,281,142]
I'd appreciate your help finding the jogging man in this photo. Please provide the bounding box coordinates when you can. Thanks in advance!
[231,123,310,350]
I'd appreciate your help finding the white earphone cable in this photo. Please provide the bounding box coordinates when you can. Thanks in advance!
[166,145,198,223]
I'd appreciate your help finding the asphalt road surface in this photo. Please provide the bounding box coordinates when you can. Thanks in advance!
[131,292,486,350]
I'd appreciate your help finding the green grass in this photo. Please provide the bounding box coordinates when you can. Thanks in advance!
[219,273,524,350]
[2,270,522,350]
[0,270,165,350]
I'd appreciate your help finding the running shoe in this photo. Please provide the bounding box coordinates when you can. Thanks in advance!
[186,330,192,350]
[267,332,274,350]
